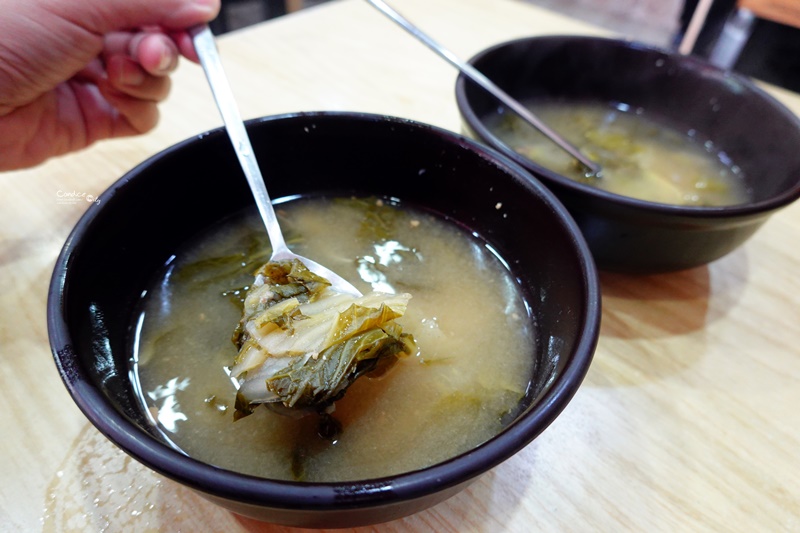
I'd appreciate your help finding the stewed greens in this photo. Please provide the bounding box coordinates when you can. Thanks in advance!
[230,259,415,418]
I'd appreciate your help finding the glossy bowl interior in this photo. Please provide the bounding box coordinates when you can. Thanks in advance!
[48,112,600,528]
[456,36,800,273]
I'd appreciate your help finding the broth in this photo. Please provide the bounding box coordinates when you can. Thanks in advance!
[132,196,535,482]
[487,101,750,206]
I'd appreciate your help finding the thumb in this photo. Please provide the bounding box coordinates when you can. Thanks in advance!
[49,0,220,34]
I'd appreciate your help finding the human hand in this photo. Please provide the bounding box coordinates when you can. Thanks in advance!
[0,0,220,171]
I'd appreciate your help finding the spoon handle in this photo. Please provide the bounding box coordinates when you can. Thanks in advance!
[365,0,601,176]
[190,25,289,255]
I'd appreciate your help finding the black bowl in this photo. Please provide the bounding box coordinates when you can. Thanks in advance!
[456,35,800,273]
[47,112,600,528]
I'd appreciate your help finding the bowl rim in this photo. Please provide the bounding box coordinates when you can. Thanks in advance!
[47,110,601,511]
[455,34,800,219]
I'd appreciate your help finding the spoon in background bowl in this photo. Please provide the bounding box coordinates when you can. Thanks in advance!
[190,25,362,297]
[364,0,602,178]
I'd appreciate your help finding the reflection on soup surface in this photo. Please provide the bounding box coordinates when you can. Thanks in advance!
[132,196,535,482]
[488,101,750,206]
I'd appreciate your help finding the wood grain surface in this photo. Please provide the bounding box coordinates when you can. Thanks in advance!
[1,1,798,531]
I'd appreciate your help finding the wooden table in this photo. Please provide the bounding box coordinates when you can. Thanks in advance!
[2,1,798,531]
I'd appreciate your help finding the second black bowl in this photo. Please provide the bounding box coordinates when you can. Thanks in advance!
[456,36,800,273]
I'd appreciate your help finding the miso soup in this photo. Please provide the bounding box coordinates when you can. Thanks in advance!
[488,101,750,206]
[132,197,535,482]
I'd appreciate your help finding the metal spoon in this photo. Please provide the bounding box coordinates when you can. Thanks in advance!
[365,0,602,177]
[190,25,362,297]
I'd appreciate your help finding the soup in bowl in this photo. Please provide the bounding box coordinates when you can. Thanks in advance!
[48,112,600,527]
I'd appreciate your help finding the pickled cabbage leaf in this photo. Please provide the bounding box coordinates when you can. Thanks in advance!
[231,259,415,419]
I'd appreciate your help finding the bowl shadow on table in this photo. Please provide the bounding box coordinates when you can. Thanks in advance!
[585,247,750,388]
[598,246,749,340]
[599,266,712,339]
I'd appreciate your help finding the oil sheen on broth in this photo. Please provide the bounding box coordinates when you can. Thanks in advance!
[132,197,534,482]
[488,101,750,206]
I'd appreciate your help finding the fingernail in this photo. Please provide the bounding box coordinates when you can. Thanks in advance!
[157,47,177,74]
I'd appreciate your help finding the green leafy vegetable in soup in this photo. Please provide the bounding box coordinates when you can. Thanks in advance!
[231,258,415,417]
